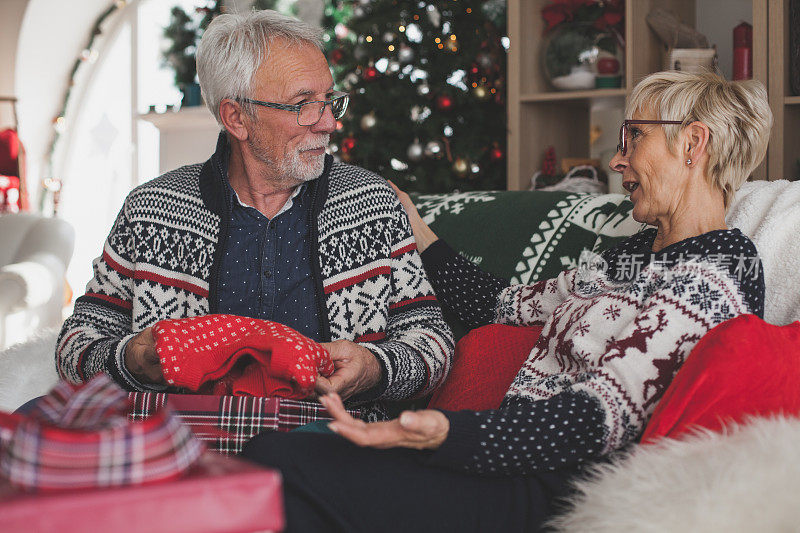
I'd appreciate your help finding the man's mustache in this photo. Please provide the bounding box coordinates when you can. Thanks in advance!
[298,136,330,152]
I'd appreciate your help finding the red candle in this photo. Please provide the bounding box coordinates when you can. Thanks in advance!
[733,22,752,80]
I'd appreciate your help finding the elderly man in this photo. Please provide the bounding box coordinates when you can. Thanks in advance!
[56,10,453,406]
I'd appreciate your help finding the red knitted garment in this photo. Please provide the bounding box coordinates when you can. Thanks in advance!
[153,314,334,399]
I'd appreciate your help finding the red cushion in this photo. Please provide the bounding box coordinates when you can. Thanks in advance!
[428,324,542,411]
[642,314,800,443]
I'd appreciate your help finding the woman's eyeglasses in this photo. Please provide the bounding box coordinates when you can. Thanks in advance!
[617,119,684,156]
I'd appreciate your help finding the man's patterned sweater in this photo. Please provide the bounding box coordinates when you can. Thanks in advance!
[56,142,453,402]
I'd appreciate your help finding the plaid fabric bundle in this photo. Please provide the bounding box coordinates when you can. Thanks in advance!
[128,393,375,455]
[0,376,203,491]
[154,314,335,398]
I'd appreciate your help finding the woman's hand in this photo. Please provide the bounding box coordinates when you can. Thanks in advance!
[320,392,450,450]
[387,180,439,253]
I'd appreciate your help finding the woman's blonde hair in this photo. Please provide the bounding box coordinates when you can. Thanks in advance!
[626,70,773,208]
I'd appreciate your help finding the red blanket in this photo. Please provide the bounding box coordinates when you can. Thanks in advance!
[153,315,334,399]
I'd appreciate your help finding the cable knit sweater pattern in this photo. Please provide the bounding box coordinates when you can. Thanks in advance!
[56,147,453,402]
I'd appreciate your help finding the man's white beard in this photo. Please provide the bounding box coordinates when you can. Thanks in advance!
[250,134,329,184]
[282,137,329,182]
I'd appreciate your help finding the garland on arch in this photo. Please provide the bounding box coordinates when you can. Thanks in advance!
[42,0,130,213]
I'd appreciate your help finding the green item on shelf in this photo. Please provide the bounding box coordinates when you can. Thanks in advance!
[544,25,596,79]
[595,76,622,88]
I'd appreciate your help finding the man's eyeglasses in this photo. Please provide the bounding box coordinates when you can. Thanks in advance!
[238,92,349,126]
[617,119,684,156]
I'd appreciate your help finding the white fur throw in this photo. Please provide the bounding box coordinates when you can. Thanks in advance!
[727,179,800,325]
[0,328,60,412]
[548,416,800,532]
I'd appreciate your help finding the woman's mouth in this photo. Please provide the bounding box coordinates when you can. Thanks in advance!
[623,181,639,193]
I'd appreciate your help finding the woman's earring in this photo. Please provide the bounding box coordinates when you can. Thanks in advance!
[686,158,692,166]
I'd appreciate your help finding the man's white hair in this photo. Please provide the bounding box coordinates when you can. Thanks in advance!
[196,9,323,125]
[627,70,773,209]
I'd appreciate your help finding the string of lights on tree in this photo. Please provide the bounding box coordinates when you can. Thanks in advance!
[323,0,508,193]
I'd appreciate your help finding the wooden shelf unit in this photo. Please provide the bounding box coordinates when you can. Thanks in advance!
[506,0,800,189]
[768,0,800,180]
[519,88,627,102]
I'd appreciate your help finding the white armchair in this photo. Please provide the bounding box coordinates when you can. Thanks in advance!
[0,213,75,349]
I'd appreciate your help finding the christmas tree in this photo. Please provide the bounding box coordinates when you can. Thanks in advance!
[163,5,200,88]
[163,1,284,96]
[324,0,507,192]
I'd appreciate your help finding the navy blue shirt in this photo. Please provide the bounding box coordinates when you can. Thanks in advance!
[216,180,322,341]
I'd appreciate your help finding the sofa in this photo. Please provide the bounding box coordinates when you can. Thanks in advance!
[0,213,75,349]
[1,180,799,530]
[412,180,800,531]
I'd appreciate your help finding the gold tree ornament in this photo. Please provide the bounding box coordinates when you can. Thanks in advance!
[360,112,377,130]
[453,157,469,177]
[424,140,444,159]
[472,85,489,100]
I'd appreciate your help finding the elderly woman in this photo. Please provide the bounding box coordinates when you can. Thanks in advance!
[242,71,771,532]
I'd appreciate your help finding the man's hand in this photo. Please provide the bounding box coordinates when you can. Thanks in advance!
[314,340,381,400]
[124,327,165,385]
[321,392,449,450]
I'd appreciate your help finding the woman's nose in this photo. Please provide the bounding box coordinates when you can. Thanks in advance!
[609,150,628,173]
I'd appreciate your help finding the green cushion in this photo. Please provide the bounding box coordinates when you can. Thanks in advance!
[412,190,645,339]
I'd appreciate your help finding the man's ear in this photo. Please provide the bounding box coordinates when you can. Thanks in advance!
[684,121,710,161]
[219,98,250,142]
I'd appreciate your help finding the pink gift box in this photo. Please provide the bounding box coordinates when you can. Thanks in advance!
[0,453,284,533]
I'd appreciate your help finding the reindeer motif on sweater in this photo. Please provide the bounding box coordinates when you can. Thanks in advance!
[498,228,764,454]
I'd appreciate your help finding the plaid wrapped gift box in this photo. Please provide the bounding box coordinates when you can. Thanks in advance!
[0,376,204,492]
[128,393,374,455]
